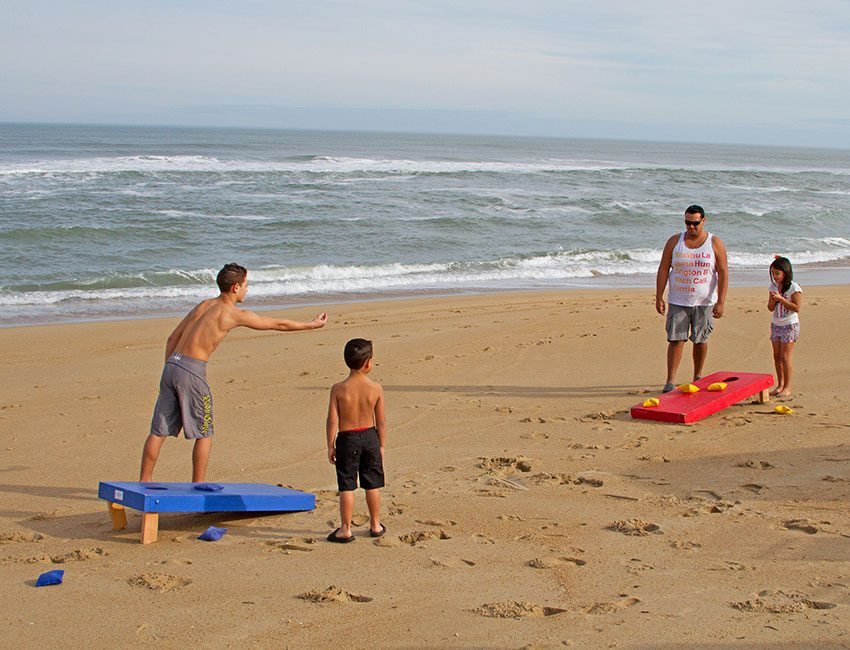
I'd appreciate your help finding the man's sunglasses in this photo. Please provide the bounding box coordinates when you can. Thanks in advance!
[684,219,703,227]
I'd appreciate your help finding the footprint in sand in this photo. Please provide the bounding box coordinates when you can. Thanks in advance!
[608,520,661,536]
[472,601,567,618]
[724,416,753,427]
[528,473,575,486]
[670,540,701,550]
[575,474,604,487]
[430,557,476,568]
[782,519,820,534]
[312,490,339,507]
[399,530,451,545]
[479,456,532,473]
[0,532,45,543]
[129,573,192,592]
[13,547,108,565]
[350,513,371,527]
[567,442,597,450]
[577,410,623,423]
[415,519,457,527]
[526,556,587,569]
[520,431,550,440]
[684,499,736,516]
[736,460,775,469]
[298,586,373,603]
[731,590,836,613]
[585,597,641,615]
[264,538,316,553]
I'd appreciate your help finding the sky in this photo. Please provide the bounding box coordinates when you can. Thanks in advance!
[3,0,850,147]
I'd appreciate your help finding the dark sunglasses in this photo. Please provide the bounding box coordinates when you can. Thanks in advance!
[684,219,703,226]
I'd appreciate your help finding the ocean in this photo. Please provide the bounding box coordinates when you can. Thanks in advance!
[2,123,849,326]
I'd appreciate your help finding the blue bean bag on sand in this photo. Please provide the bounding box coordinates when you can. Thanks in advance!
[36,569,65,587]
[198,525,227,541]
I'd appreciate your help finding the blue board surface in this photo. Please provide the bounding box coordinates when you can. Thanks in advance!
[98,482,315,513]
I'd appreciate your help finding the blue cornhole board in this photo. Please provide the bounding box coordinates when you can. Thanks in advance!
[99,482,315,544]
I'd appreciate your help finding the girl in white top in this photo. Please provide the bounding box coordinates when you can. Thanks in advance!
[767,256,802,397]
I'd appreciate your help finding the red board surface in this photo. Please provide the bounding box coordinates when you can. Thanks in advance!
[630,371,774,423]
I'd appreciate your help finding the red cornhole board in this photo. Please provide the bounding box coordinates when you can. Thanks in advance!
[630,371,774,424]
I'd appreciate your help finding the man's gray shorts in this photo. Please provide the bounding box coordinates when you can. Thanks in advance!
[666,304,714,344]
[150,353,213,439]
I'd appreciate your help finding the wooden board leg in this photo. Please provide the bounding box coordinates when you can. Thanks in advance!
[758,388,770,404]
[140,512,159,544]
[108,502,127,530]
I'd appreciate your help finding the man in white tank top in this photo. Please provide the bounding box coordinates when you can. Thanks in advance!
[655,205,728,392]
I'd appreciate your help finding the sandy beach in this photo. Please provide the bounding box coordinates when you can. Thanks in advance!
[2,285,849,648]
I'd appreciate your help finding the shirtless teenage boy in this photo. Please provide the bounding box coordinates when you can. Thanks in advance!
[326,338,387,542]
[140,263,327,482]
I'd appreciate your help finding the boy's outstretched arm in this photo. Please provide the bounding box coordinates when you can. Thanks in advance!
[235,310,328,332]
[326,387,339,464]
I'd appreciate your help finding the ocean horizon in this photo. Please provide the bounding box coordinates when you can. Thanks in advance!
[2,123,849,326]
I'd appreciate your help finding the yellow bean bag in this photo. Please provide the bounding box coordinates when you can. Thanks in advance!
[678,383,700,394]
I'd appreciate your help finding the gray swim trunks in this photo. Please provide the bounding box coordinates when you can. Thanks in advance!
[666,304,714,344]
[150,353,213,439]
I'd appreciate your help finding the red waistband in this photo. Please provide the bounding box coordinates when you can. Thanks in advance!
[340,426,374,433]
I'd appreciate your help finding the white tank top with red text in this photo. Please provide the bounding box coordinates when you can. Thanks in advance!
[667,232,718,307]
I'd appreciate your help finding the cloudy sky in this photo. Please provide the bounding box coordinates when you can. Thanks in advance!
[3,0,850,147]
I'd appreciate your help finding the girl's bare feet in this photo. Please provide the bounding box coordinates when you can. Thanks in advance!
[770,386,783,397]
[776,389,792,397]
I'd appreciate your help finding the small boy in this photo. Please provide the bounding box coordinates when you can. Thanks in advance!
[326,338,387,543]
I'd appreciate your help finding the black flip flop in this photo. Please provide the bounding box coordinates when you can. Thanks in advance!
[369,523,386,538]
[327,528,355,543]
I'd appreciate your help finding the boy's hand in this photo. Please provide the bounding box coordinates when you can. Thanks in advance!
[328,447,336,464]
[313,312,328,329]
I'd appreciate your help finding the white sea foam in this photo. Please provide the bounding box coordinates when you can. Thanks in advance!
[6,240,850,312]
[5,154,850,178]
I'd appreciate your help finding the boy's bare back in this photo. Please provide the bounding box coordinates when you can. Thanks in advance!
[330,373,384,432]
[171,297,244,362]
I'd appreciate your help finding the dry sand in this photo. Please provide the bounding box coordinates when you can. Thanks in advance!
[1,286,849,648]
